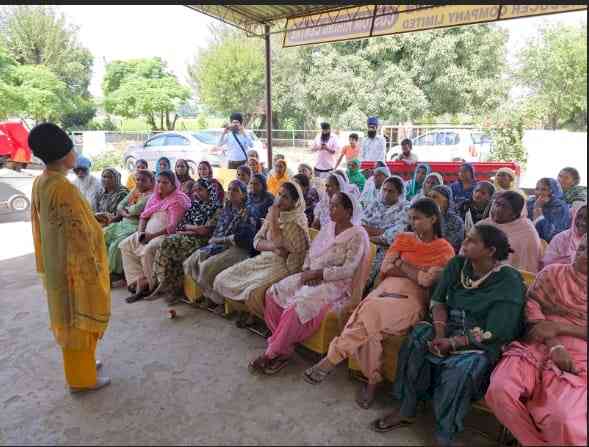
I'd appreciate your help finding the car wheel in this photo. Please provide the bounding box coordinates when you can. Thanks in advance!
[125,157,136,172]
[8,194,30,212]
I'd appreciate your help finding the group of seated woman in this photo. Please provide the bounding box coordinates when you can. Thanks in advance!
[90,156,586,447]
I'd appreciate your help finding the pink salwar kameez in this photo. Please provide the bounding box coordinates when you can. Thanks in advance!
[261,197,371,360]
[485,262,587,446]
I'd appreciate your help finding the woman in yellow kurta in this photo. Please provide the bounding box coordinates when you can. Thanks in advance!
[29,123,111,393]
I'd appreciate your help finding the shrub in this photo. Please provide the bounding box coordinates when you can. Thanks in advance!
[91,149,124,171]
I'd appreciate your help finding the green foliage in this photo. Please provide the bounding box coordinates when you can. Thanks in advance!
[85,116,119,131]
[195,113,208,129]
[188,28,265,125]
[103,57,191,131]
[91,148,124,171]
[0,5,95,126]
[516,24,587,131]
[482,103,527,167]
[190,24,508,129]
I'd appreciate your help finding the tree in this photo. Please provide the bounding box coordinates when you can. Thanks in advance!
[103,58,191,131]
[188,28,265,125]
[0,5,96,127]
[516,24,587,131]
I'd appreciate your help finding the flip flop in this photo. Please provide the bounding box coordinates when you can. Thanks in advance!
[355,384,375,409]
[248,356,270,375]
[303,364,333,385]
[370,414,414,433]
[263,356,289,375]
[125,289,148,303]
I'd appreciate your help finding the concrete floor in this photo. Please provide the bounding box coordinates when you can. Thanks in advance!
[0,219,500,445]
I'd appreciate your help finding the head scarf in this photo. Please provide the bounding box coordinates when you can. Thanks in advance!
[433,185,455,213]
[248,157,263,175]
[141,171,191,220]
[267,159,289,196]
[95,168,129,214]
[247,173,274,226]
[381,175,406,203]
[346,159,366,192]
[542,203,587,267]
[298,163,313,176]
[374,165,391,178]
[461,163,477,182]
[156,157,171,176]
[476,180,495,198]
[494,167,517,193]
[176,178,222,231]
[406,163,431,200]
[28,122,73,164]
[175,158,194,184]
[127,169,155,205]
[540,178,565,203]
[559,168,587,205]
[278,181,311,244]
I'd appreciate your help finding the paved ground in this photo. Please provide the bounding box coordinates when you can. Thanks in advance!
[0,219,499,445]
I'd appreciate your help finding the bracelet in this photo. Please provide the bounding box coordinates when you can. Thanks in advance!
[549,344,565,355]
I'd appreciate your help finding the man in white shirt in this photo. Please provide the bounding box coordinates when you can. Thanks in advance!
[217,112,253,169]
[311,122,340,179]
[361,116,387,162]
[393,138,419,164]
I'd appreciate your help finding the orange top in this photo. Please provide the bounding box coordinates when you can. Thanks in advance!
[341,144,360,162]
[387,232,455,268]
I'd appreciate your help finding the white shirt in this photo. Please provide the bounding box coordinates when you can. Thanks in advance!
[218,131,254,162]
[72,174,101,208]
[361,135,386,161]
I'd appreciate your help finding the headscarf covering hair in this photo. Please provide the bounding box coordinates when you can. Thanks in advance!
[246,173,274,228]
[338,190,363,225]
[346,159,366,192]
[494,167,517,192]
[101,167,124,191]
[374,165,391,178]
[542,203,587,267]
[156,157,171,176]
[141,170,190,220]
[136,158,148,168]
[476,180,495,197]
[406,162,431,200]
[298,163,313,175]
[176,178,222,231]
[27,122,73,164]
[433,185,455,211]
[382,175,406,200]
[227,179,248,204]
[539,177,565,202]
[559,167,587,205]
[238,165,251,178]
[461,162,476,181]
[75,155,92,170]
[174,158,193,184]
[127,169,155,205]
[267,159,289,196]
[277,181,311,245]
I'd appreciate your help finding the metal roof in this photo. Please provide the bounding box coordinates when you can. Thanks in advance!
[185,4,588,44]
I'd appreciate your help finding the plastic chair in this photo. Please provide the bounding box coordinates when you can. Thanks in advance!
[183,275,203,303]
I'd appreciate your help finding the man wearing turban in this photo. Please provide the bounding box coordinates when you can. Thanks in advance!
[218,112,254,170]
[361,116,387,162]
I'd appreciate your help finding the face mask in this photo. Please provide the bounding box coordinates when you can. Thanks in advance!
[367,130,377,138]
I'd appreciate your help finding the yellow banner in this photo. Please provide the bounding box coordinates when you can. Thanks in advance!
[283,4,587,47]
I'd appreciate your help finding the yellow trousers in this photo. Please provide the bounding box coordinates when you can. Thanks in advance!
[61,332,98,388]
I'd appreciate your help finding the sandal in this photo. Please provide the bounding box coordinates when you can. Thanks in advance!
[264,356,290,375]
[248,356,271,375]
[236,312,256,329]
[303,363,333,385]
[127,283,137,294]
[125,288,149,303]
[355,383,377,409]
[370,412,414,433]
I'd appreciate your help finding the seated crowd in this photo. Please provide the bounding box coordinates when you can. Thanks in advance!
[71,124,586,447]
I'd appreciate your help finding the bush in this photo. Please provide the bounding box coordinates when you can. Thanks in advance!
[481,104,528,168]
[91,149,124,171]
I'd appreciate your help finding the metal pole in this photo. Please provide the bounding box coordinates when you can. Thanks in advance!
[264,24,273,170]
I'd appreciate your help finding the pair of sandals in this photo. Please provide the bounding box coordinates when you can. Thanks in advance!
[125,283,151,303]
[248,355,289,375]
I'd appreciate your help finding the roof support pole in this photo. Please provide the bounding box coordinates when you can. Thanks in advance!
[264,23,273,170]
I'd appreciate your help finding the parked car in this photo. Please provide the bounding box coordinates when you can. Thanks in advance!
[123,129,267,174]
[386,129,493,163]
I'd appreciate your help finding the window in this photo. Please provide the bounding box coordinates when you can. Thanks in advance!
[414,133,435,146]
[435,132,446,145]
[144,135,166,148]
[445,132,460,145]
[165,135,190,146]
[193,131,222,145]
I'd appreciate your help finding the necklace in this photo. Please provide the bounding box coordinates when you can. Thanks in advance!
[460,260,500,289]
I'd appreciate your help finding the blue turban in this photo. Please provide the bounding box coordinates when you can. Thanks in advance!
[367,116,379,126]
[75,155,92,170]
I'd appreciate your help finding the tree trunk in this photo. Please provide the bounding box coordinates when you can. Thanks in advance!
[160,113,164,131]
[147,114,157,130]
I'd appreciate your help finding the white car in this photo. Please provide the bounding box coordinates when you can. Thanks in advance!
[387,129,493,162]
[123,129,267,174]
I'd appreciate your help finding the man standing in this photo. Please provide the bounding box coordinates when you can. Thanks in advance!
[361,116,386,162]
[393,138,418,164]
[29,123,111,393]
[311,122,340,179]
[218,112,253,169]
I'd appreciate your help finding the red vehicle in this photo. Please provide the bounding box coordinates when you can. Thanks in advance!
[0,120,33,167]
[360,161,521,185]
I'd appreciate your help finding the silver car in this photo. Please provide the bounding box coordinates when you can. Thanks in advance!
[123,130,267,174]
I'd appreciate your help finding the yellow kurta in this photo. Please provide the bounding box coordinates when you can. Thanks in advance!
[32,169,111,387]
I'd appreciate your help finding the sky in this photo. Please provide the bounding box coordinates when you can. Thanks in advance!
[58,5,587,98]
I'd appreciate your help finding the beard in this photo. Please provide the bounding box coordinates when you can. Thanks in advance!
[321,132,330,142]
[367,130,377,138]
